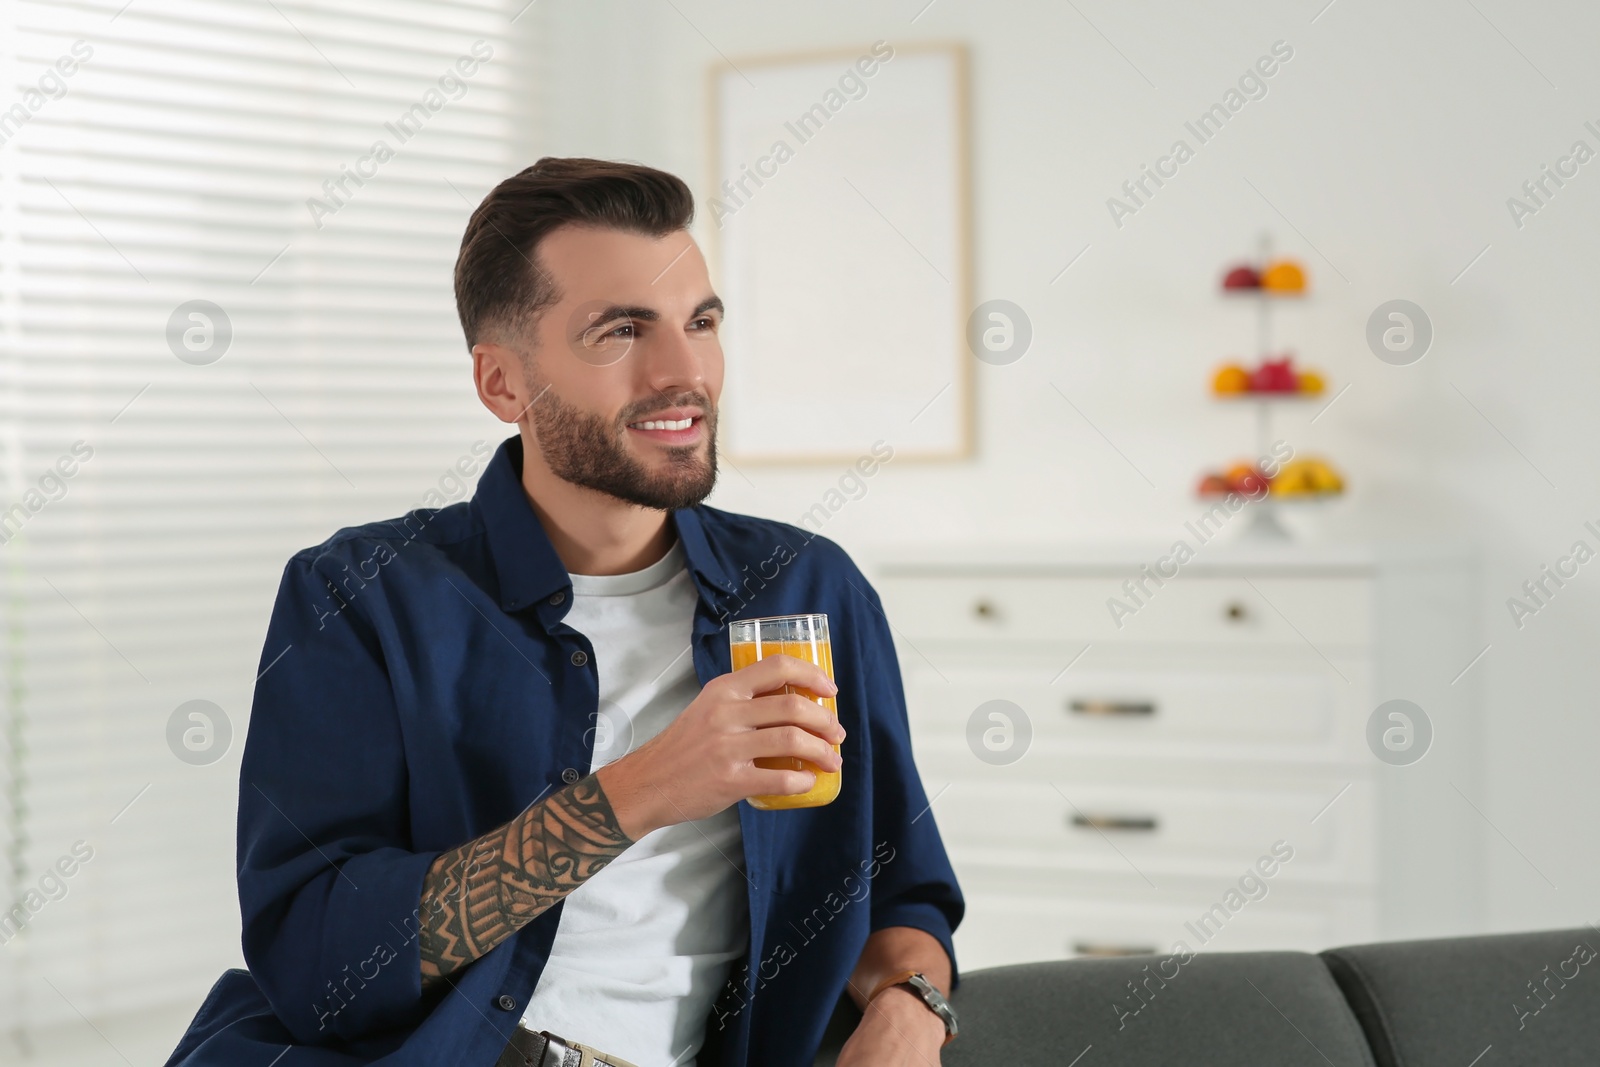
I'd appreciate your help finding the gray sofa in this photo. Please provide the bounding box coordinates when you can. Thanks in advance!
[818,927,1599,1065]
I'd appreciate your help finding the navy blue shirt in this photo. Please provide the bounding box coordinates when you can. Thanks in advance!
[165,433,962,1067]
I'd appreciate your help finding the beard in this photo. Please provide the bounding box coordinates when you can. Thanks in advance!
[523,374,719,510]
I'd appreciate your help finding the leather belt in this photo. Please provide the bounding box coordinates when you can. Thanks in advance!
[494,1026,640,1067]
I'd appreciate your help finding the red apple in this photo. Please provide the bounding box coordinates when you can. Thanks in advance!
[1250,358,1297,392]
[1223,265,1260,290]
[1225,463,1270,496]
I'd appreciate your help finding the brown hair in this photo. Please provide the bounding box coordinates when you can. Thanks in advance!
[453,157,695,349]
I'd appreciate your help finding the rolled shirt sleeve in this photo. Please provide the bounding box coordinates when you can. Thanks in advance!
[850,570,965,989]
[237,552,444,1044]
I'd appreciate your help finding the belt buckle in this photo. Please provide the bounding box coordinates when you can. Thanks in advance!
[538,1031,640,1067]
[535,1031,572,1067]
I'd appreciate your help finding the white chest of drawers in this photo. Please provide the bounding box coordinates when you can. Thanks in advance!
[870,542,1482,972]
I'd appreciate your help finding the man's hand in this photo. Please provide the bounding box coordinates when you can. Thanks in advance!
[595,653,845,839]
[836,986,946,1067]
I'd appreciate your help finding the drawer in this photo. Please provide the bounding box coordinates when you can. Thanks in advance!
[904,656,1368,764]
[953,887,1377,972]
[931,778,1374,884]
[876,573,1371,648]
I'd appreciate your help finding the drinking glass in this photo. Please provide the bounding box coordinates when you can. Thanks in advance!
[727,613,840,810]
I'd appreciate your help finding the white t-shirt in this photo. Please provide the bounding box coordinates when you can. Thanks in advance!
[521,538,748,1067]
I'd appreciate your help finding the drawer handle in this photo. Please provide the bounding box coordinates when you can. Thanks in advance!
[972,599,998,620]
[1069,699,1155,717]
[1070,813,1158,833]
[1072,941,1158,958]
[1224,600,1249,622]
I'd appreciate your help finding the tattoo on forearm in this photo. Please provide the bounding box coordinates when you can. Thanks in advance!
[419,775,630,989]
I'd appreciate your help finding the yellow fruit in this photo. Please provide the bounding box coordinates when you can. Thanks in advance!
[1271,463,1310,495]
[1284,458,1344,495]
[1297,371,1325,394]
[1213,365,1251,393]
[1261,260,1306,293]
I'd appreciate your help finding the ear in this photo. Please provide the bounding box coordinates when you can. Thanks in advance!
[472,341,537,424]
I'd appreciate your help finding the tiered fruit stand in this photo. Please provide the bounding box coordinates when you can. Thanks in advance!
[1198,237,1345,540]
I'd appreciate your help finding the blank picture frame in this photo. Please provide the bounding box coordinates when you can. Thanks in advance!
[706,42,972,464]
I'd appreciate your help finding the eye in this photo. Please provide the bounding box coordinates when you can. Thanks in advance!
[588,320,633,343]
[690,315,718,331]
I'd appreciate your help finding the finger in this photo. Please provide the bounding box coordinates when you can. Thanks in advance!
[724,653,838,700]
[743,725,844,770]
[739,693,846,742]
[743,767,819,798]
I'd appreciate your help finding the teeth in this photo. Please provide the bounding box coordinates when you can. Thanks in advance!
[631,418,693,431]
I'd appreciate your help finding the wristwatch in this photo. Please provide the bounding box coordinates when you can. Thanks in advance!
[866,970,959,1045]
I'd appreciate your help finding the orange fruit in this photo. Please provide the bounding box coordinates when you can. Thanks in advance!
[1261,260,1306,293]
[1225,463,1269,496]
[1213,365,1251,393]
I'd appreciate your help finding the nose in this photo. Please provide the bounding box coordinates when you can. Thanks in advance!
[640,320,707,400]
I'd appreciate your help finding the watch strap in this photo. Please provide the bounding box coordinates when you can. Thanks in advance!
[865,969,922,1005]
[865,970,956,1046]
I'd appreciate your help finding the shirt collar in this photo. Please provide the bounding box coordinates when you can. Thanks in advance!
[471,434,737,613]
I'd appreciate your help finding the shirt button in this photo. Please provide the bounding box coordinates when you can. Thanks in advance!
[496,994,516,1012]
[549,592,565,605]
[562,767,580,784]
[570,650,588,666]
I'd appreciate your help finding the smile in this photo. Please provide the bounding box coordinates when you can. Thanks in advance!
[628,417,695,431]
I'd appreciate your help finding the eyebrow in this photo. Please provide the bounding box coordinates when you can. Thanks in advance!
[576,295,724,336]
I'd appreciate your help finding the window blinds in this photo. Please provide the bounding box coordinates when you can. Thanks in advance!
[0,0,521,1036]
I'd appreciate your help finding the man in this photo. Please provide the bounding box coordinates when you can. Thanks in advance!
[164,158,963,1067]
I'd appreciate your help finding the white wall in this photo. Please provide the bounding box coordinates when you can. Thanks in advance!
[529,0,1600,936]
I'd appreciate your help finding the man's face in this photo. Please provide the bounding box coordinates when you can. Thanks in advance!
[518,224,724,510]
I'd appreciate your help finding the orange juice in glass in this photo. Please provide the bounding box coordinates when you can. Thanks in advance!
[728,613,840,810]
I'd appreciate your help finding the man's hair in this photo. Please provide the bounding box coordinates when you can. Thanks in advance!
[453,157,695,350]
